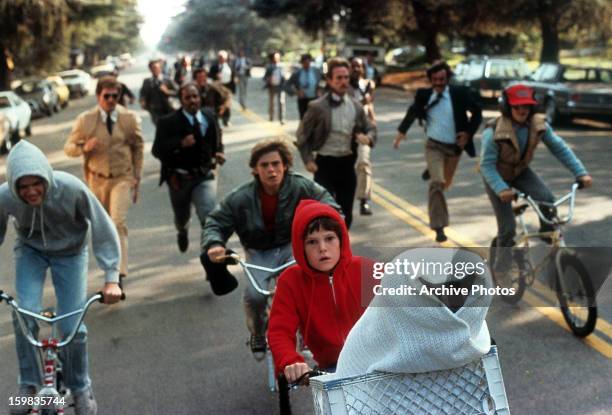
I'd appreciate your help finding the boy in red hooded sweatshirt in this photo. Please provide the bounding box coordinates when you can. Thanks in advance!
[268,199,375,383]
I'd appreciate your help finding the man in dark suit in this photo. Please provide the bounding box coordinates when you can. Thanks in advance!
[208,50,234,126]
[139,59,177,125]
[393,60,482,242]
[152,82,225,253]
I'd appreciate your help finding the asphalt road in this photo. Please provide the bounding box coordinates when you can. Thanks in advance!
[0,60,611,414]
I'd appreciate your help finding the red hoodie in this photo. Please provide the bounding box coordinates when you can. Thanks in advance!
[268,199,374,374]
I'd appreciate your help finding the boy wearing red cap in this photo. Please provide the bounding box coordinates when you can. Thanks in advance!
[268,199,375,383]
[480,84,592,279]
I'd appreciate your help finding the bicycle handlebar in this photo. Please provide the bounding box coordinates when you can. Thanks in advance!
[224,251,296,296]
[279,369,327,389]
[0,290,125,349]
[514,182,580,226]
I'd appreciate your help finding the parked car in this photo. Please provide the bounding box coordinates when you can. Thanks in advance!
[47,75,70,108]
[90,62,116,78]
[386,45,426,67]
[58,69,92,98]
[14,78,60,117]
[119,52,135,68]
[0,91,32,154]
[452,56,531,106]
[522,63,612,125]
[0,113,9,155]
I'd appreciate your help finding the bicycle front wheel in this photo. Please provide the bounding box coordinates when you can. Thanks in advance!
[556,253,597,337]
[489,237,527,304]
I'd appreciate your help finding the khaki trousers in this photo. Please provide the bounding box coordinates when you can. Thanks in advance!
[267,87,285,122]
[88,174,132,275]
[355,143,372,200]
[424,139,461,230]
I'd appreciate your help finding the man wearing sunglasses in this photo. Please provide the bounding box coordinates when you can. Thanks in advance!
[64,76,144,288]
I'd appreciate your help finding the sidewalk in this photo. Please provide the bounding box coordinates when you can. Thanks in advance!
[380,69,428,91]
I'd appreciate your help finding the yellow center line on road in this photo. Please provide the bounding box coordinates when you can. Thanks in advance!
[235,104,612,358]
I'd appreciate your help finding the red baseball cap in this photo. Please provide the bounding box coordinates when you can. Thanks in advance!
[505,84,537,106]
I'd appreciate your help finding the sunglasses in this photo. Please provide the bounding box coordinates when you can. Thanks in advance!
[103,93,119,100]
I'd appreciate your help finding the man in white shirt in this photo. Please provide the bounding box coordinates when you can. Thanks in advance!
[209,50,235,126]
[263,52,286,125]
[393,61,482,242]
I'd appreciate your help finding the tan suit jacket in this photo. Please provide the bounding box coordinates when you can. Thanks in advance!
[65,105,144,180]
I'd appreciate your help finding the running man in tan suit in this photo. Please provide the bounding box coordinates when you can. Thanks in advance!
[65,76,144,285]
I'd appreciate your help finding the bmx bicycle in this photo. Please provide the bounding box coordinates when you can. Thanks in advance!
[489,182,597,337]
[223,251,296,392]
[0,290,124,414]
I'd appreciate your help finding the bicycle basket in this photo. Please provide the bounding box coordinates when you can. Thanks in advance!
[310,346,509,415]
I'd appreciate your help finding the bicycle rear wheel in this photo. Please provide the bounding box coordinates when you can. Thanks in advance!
[556,253,597,337]
[489,237,528,304]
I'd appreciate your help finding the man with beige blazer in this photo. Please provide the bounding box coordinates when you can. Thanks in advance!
[65,76,144,285]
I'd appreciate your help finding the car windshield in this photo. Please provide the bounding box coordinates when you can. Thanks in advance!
[487,61,529,78]
[0,96,10,108]
[455,61,484,81]
[17,81,44,93]
[531,65,559,82]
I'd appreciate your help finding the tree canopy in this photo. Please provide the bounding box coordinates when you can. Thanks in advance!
[160,0,316,60]
[252,0,612,63]
[0,0,142,90]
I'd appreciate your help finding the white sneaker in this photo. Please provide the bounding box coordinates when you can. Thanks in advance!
[74,387,97,415]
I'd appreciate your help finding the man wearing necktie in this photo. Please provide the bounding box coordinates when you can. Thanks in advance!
[297,58,375,229]
[139,59,177,126]
[65,76,144,286]
[393,61,482,243]
[152,82,225,254]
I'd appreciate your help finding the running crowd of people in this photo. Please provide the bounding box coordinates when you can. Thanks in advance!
[0,49,594,414]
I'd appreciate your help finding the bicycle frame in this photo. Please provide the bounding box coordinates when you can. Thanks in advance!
[0,291,105,414]
[513,182,579,287]
[226,252,296,392]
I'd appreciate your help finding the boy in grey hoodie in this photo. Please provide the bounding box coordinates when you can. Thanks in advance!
[0,140,122,415]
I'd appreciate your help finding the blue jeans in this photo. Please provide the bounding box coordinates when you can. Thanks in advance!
[13,243,91,393]
[243,244,293,336]
[484,167,556,272]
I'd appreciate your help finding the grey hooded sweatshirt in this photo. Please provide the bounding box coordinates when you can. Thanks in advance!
[0,140,120,283]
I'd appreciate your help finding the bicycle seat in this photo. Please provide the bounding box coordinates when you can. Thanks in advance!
[512,203,529,216]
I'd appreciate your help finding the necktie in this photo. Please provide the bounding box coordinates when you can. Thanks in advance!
[106,113,113,135]
[193,115,202,140]
[425,92,443,112]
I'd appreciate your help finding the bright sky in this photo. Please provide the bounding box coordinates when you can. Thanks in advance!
[137,0,187,47]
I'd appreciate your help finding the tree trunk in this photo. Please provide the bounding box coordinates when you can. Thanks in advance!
[0,44,12,91]
[411,0,442,63]
[539,14,560,63]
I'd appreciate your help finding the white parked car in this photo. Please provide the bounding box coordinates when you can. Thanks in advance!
[119,52,135,67]
[58,69,92,98]
[0,91,32,154]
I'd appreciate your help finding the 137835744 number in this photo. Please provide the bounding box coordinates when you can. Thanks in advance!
[9,396,66,407]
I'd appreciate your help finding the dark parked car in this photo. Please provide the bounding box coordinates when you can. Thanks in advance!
[452,56,531,106]
[522,63,612,125]
[14,79,60,117]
